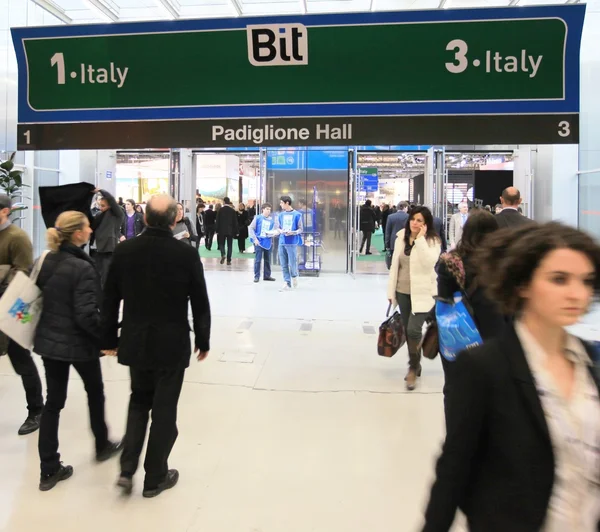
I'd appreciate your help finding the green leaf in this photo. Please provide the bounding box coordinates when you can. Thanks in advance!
[0,160,14,172]
[12,174,22,187]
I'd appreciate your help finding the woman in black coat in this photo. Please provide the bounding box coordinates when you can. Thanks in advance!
[436,209,507,417]
[34,211,121,492]
[423,222,600,532]
[236,203,249,253]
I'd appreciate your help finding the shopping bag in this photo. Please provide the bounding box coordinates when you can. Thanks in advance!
[385,250,392,270]
[0,251,49,350]
[378,303,407,358]
[436,292,482,362]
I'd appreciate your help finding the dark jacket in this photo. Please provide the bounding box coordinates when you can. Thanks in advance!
[196,212,205,238]
[204,209,216,228]
[433,217,448,253]
[92,189,124,253]
[120,212,145,240]
[39,182,96,229]
[495,208,533,229]
[423,325,600,532]
[34,244,101,362]
[359,205,377,233]
[237,210,249,240]
[437,255,507,340]
[385,210,408,250]
[101,227,211,370]
[216,204,239,237]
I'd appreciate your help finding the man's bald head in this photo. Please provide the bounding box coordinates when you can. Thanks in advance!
[145,194,178,229]
[501,187,522,207]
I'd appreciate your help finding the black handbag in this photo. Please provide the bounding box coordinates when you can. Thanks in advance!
[378,303,407,358]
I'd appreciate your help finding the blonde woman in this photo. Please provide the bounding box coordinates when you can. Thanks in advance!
[387,206,441,390]
[34,211,121,492]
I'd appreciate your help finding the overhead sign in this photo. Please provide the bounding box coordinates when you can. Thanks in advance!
[360,168,379,193]
[11,5,585,149]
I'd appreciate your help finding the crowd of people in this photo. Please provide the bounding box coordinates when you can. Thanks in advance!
[1,182,599,529]
[384,186,600,530]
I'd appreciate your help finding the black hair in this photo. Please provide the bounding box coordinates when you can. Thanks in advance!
[262,202,272,211]
[223,197,232,205]
[403,206,439,248]
[364,200,372,207]
[454,209,499,259]
[280,195,292,207]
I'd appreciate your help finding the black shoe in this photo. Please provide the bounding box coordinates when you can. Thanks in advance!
[227,261,232,266]
[264,277,276,282]
[366,252,373,255]
[117,475,133,495]
[142,469,179,498]
[220,257,225,265]
[39,464,73,492]
[96,440,123,462]
[254,279,259,283]
[18,413,41,436]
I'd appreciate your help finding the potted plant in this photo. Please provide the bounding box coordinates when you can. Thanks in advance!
[0,153,28,217]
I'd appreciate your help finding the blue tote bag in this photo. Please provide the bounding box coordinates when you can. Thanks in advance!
[436,292,483,362]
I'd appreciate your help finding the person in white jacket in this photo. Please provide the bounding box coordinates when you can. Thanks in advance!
[387,206,442,390]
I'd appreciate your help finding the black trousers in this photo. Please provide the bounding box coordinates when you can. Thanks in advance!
[39,357,109,476]
[120,367,185,489]
[95,252,113,287]
[218,235,234,262]
[237,235,246,253]
[7,340,43,416]
[205,227,216,250]
[359,230,372,253]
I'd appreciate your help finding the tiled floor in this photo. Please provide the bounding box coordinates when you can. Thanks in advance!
[0,271,465,532]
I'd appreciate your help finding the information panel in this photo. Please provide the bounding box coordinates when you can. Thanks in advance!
[11,5,585,149]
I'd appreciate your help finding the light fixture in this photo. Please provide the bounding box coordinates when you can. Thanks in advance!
[155,0,180,19]
[82,0,119,22]
[32,0,73,24]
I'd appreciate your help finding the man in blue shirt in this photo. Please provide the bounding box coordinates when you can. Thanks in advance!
[249,203,277,284]
[277,196,303,291]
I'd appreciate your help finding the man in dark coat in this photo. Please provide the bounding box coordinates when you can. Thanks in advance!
[495,187,534,229]
[359,200,377,255]
[91,188,124,287]
[203,205,217,251]
[215,196,238,266]
[101,194,211,499]
[384,201,409,252]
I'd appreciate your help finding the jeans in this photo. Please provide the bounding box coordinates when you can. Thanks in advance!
[218,235,233,262]
[7,340,43,416]
[254,246,272,280]
[120,367,185,489]
[396,292,427,371]
[39,357,109,476]
[279,244,298,286]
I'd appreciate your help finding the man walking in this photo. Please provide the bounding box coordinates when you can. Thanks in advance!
[0,194,44,435]
[203,205,217,251]
[92,188,124,286]
[496,187,533,229]
[384,201,409,252]
[249,203,277,283]
[449,202,469,249]
[215,197,238,266]
[278,196,303,291]
[101,195,211,498]
[359,200,377,255]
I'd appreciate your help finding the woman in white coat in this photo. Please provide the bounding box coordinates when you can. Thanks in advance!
[387,206,441,390]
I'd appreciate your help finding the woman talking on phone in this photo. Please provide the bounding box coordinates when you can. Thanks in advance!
[387,206,441,390]
[423,222,600,532]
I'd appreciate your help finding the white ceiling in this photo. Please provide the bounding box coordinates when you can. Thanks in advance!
[41,0,593,24]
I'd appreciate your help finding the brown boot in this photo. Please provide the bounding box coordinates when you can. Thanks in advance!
[404,367,422,391]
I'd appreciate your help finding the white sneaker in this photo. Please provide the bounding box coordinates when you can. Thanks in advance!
[292,277,298,289]
[280,283,291,292]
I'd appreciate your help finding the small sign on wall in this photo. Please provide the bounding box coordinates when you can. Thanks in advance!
[106,171,112,179]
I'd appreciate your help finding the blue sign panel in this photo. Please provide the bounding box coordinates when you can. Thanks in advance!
[360,168,379,192]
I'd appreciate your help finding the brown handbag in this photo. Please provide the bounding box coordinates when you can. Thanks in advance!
[378,303,407,358]
[419,318,439,360]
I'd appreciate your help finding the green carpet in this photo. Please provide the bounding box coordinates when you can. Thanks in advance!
[199,238,255,260]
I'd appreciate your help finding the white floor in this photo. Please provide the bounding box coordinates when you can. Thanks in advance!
[0,271,465,532]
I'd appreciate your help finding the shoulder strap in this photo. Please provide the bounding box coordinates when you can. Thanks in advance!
[30,250,51,283]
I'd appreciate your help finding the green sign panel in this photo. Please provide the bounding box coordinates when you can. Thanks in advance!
[24,18,565,111]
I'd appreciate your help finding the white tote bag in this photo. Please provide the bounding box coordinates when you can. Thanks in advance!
[0,251,50,350]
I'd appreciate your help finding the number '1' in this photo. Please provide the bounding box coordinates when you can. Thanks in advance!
[50,52,65,85]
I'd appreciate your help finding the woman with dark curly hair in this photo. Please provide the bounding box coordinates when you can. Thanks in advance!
[436,209,507,416]
[387,206,441,390]
[423,222,600,532]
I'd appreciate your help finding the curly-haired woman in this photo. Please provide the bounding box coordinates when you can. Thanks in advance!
[423,222,600,532]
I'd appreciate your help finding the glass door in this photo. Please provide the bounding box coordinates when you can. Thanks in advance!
[347,148,359,276]
[426,146,447,238]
